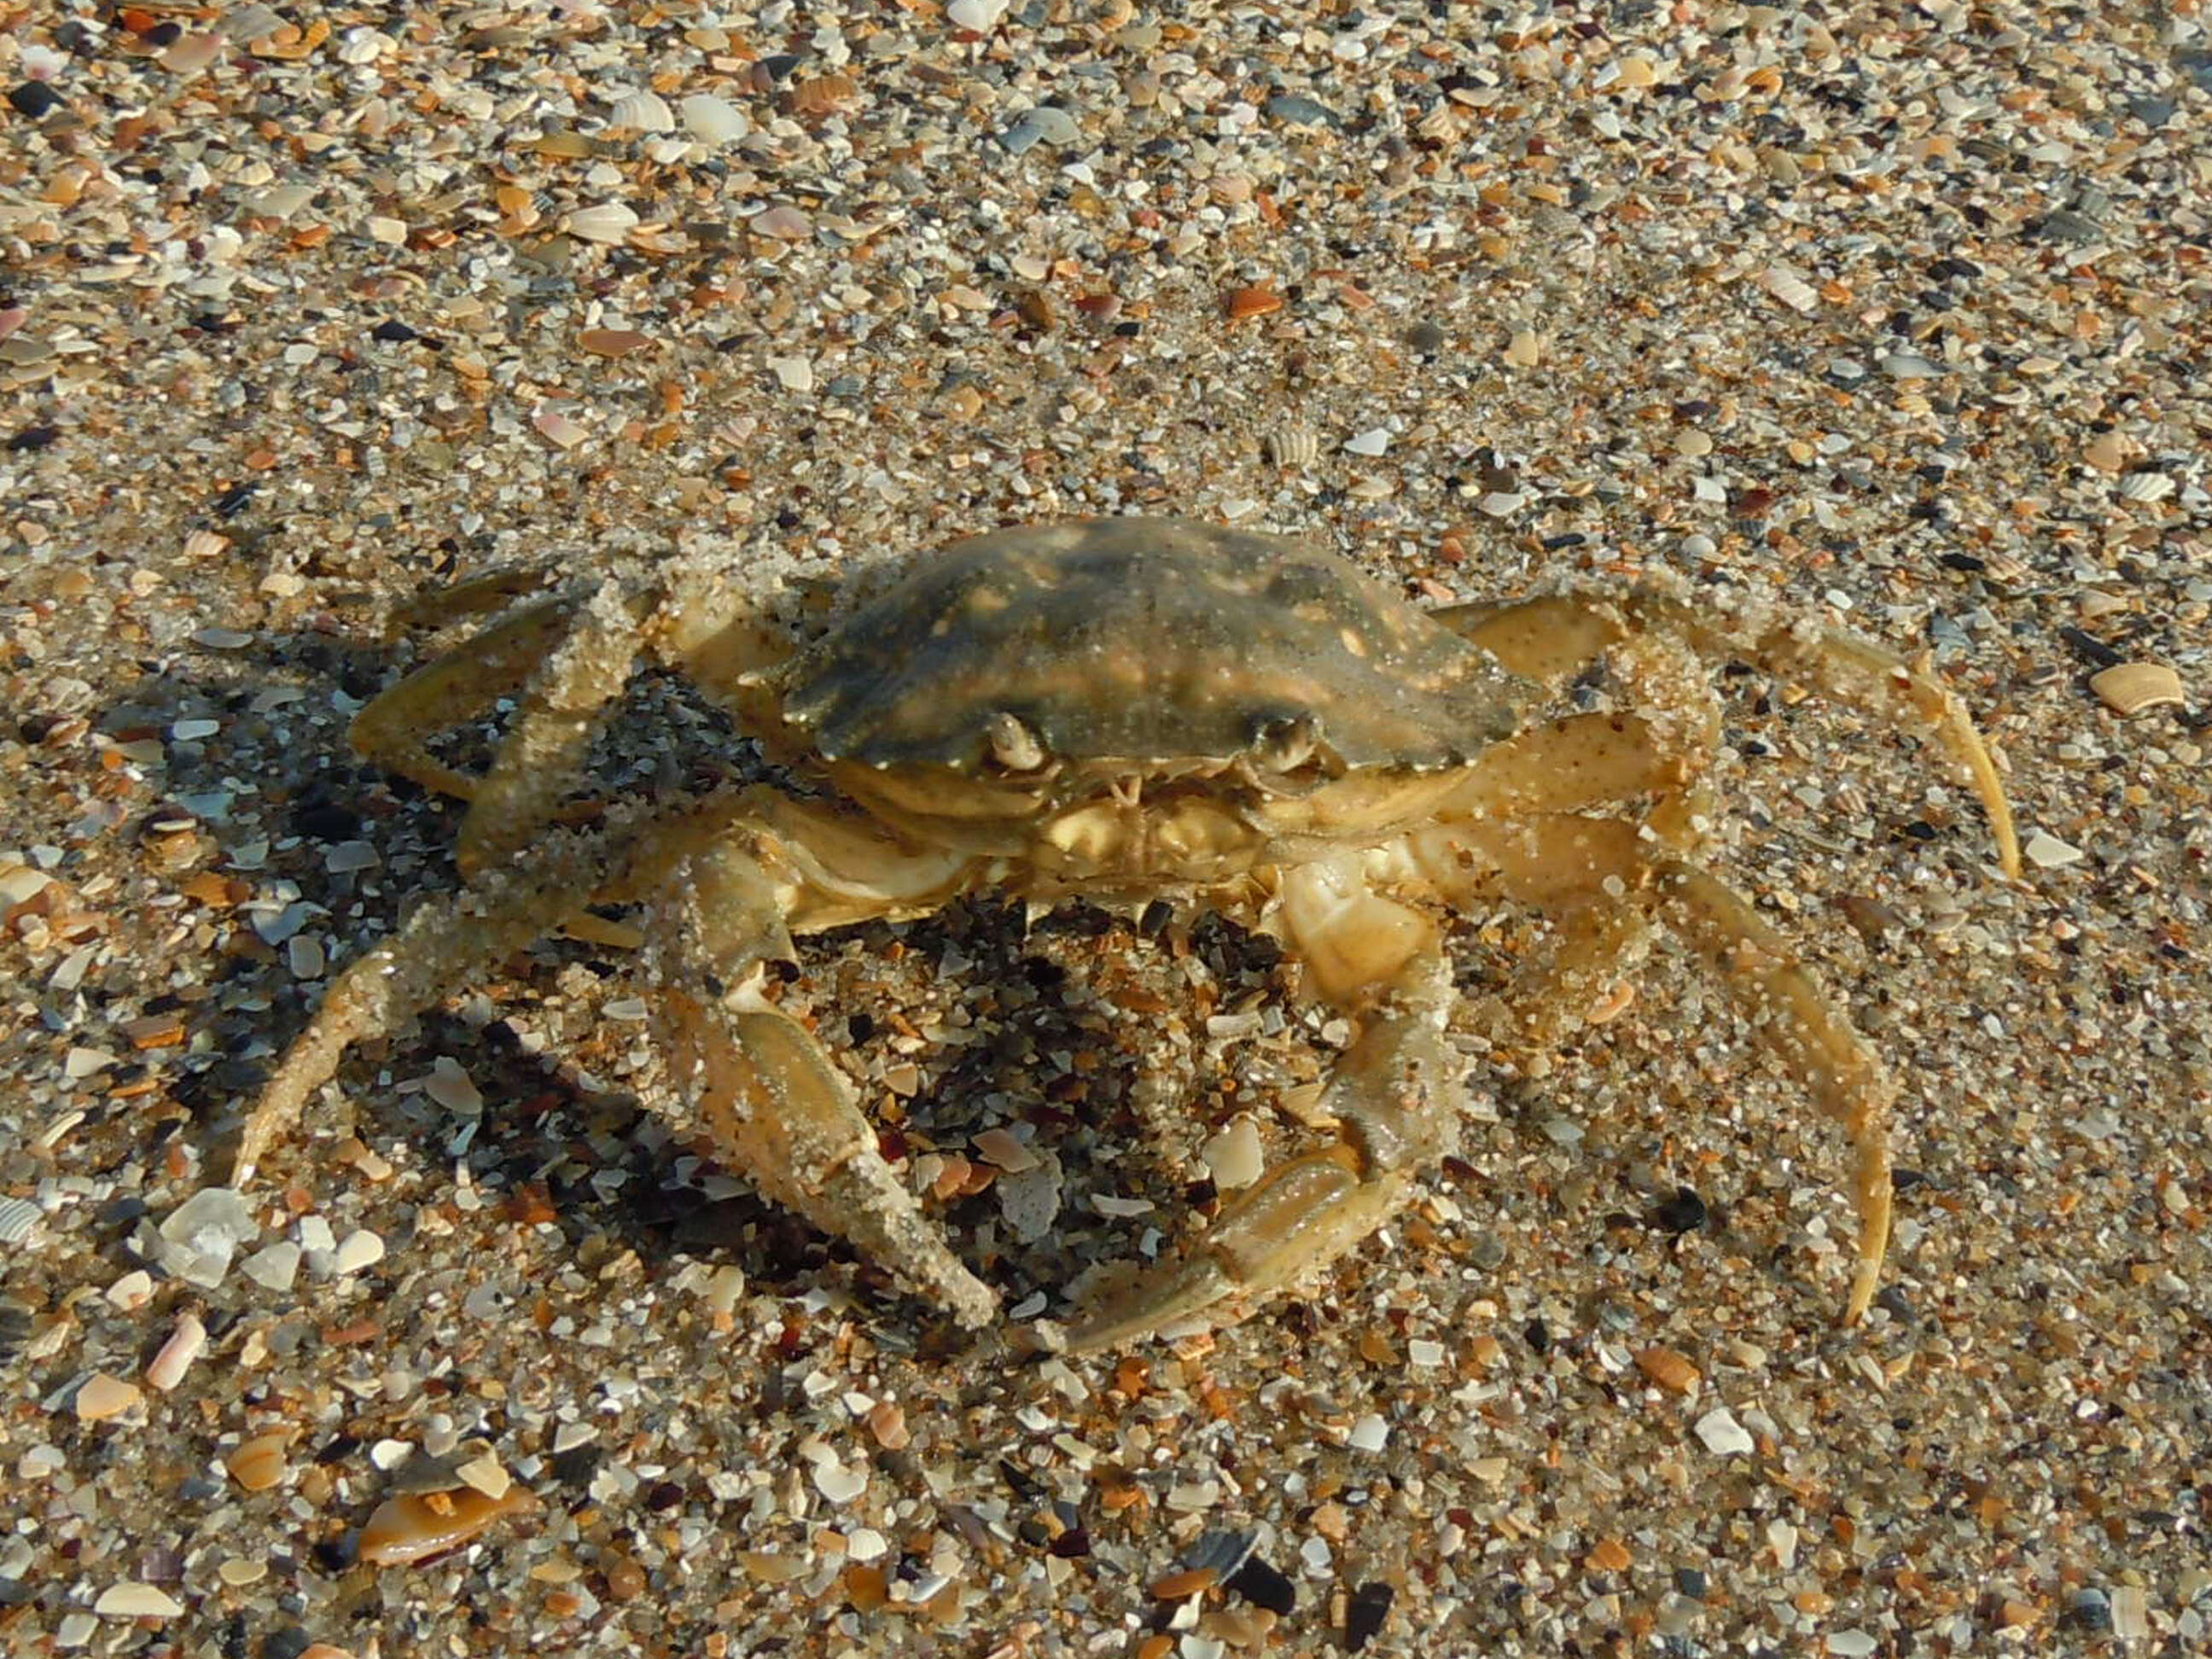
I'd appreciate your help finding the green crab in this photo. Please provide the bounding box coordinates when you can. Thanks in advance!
[235,518,2018,1348]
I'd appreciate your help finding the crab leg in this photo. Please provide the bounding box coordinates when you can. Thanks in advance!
[352,567,792,882]
[349,585,599,809]
[1402,812,1901,1322]
[1455,709,1703,818]
[650,841,998,1329]
[1431,582,2021,878]
[1062,859,1460,1352]
[234,789,983,1325]
[233,824,637,1182]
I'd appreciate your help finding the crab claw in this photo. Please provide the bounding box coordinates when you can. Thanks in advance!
[1062,1147,1414,1353]
[1062,973,1455,1353]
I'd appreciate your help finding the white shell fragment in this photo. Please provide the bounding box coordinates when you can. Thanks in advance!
[608,90,675,132]
[1200,1115,1264,1190]
[812,1458,868,1505]
[0,1196,43,1245]
[564,202,640,245]
[947,0,1010,28]
[332,1228,387,1275]
[1264,422,1318,469]
[2023,830,2086,869]
[680,93,748,144]
[93,1583,184,1620]
[1758,263,1819,313]
[1694,1406,1756,1456]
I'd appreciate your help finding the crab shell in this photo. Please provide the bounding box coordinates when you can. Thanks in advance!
[769,517,1534,886]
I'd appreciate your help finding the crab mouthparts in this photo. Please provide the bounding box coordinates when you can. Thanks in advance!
[1037,772,1260,880]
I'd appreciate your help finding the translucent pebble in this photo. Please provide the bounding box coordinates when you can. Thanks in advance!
[423,1057,483,1114]
[2023,831,2084,869]
[156,1188,259,1288]
[242,1241,301,1290]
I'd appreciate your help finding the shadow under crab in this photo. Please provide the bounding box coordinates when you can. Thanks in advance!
[230,517,2020,1350]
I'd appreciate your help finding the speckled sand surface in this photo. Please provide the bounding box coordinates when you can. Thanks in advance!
[3,3,2209,1655]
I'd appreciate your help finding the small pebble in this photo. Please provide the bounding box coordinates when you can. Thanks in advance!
[608,90,674,132]
[2110,1586,2149,1640]
[156,1189,257,1288]
[751,205,812,241]
[455,1454,512,1499]
[1199,1116,1262,1189]
[9,81,67,119]
[563,203,637,245]
[422,1057,483,1114]
[1002,106,1081,153]
[972,1126,1039,1173]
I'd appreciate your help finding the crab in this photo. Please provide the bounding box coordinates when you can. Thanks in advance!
[235,517,2019,1349]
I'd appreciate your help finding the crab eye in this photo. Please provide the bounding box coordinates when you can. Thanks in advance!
[984,710,1048,772]
[1250,711,1321,773]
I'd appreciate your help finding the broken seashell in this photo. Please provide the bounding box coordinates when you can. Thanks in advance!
[608,90,674,132]
[2087,661,2185,717]
[359,1484,538,1567]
